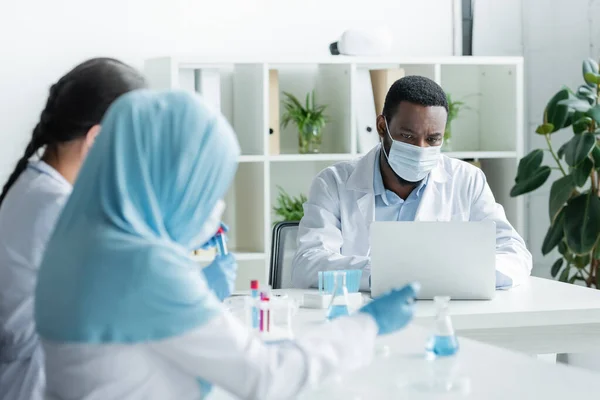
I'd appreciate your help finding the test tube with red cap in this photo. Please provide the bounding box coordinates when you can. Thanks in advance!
[215,227,227,255]
[251,280,259,329]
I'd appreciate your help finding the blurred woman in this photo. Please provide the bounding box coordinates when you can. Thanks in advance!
[35,90,418,400]
[0,58,146,400]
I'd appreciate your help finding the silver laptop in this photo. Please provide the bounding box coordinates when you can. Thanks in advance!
[370,221,496,300]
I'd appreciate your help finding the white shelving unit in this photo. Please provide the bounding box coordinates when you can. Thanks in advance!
[145,56,525,288]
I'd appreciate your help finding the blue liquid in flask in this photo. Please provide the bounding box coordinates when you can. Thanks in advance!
[426,296,459,358]
[426,335,459,357]
[327,304,350,319]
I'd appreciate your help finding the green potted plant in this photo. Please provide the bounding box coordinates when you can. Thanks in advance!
[273,186,306,222]
[510,58,600,288]
[443,93,470,152]
[281,91,329,154]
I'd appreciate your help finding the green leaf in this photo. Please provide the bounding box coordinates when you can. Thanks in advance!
[550,258,564,278]
[564,192,600,254]
[588,105,600,124]
[542,209,565,255]
[510,149,551,197]
[545,89,572,131]
[569,275,585,283]
[576,85,596,104]
[559,266,570,282]
[535,123,555,135]
[559,97,592,113]
[583,59,599,81]
[591,145,600,169]
[563,133,596,166]
[584,72,599,85]
[573,116,594,134]
[557,142,568,159]
[510,167,551,197]
[573,253,591,268]
[572,157,594,186]
[549,175,575,222]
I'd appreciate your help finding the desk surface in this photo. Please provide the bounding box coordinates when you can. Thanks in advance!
[297,325,600,400]
[261,277,600,354]
[215,278,600,399]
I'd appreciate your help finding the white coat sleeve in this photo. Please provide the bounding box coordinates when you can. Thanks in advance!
[469,168,532,286]
[148,311,378,400]
[291,172,370,290]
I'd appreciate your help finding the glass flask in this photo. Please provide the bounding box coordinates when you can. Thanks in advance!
[425,296,459,358]
[326,271,351,320]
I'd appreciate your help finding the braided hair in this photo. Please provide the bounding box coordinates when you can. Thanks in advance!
[0,58,147,207]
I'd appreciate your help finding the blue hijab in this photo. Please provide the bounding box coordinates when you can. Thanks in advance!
[35,90,240,343]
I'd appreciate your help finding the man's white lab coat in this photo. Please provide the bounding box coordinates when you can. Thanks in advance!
[292,145,532,290]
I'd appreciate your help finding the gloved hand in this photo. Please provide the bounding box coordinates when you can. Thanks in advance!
[202,253,237,301]
[359,283,420,335]
[197,378,212,399]
[200,222,229,250]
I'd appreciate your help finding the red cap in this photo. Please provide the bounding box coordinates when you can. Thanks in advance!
[216,227,225,235]
[250,280,259,290]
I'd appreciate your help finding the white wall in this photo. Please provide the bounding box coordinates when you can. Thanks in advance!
[0,0,454,181]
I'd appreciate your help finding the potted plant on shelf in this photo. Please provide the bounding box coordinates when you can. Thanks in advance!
[443,93,471,152]
[281,91,329,154]
[273,186,306,223]
[510,58,600,289]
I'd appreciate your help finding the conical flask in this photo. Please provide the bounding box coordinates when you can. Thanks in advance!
[425,296,459,358]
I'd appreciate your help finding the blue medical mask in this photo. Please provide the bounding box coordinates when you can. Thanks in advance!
[382,118,441,182]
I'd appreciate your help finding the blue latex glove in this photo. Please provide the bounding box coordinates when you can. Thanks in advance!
[197,378,212,399]
[202,253,237,301]
[200,222,229,250]
[359,283,420,335]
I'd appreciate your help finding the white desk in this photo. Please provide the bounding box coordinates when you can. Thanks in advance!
[274,277,600,355]
[296,325,600,399]
[212,278,600,399]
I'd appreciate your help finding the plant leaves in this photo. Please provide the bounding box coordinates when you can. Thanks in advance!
[572,157,594,186]
[595,243,600,260]
[512,149,551,194]
[557,142,568,159]
[591,145,600,169]
[573,116,593,134]
[510,167,551,197]
[563,133,596,166]
[542,209,565,255]
[550,258,563,278]
[559,266,570,282]
[535,123,555,135]
[573,253,591,268]
[576,85,596,104]
[564,192,600,254]
[583,59,600,82]
[587,105,600,124]
[559,97,592,113]
[545,89,572,131]
[584,72,599,85]
[549,175,575,222]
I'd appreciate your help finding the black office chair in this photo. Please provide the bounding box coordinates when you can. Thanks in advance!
[269,221,300,289]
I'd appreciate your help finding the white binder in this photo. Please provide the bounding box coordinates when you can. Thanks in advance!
[355,69,380,153]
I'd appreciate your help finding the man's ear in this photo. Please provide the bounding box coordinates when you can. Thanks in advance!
[376,115,387,140]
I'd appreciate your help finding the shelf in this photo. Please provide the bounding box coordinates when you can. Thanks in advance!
[443,151,518,160]
[238,155,266,163]
[192,252,265,263]
[269,153,356,162]
[171,56,524,68]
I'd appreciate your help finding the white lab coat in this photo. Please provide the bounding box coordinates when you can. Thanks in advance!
[292,145,532,290]
[41,311,378,400]
[0,161,71,400]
